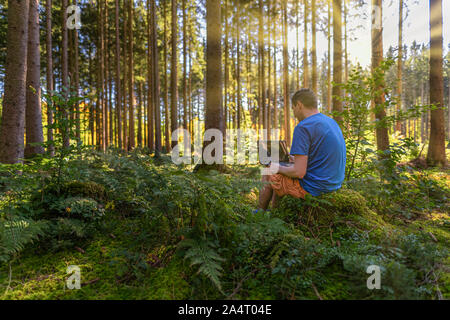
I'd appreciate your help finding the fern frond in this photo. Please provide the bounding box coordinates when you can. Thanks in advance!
[179,238,225,292]
[0,218,47,263]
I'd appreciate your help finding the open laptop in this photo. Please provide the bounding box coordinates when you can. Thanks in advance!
[259,140,293,167]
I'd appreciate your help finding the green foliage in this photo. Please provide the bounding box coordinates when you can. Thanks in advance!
[336,59,432,180]
[0,150,448,300]
[0,217,47,263]
[178,238,225,292]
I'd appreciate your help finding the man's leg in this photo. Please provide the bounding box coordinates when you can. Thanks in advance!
[271,192,282,209]
[258,174,274,210]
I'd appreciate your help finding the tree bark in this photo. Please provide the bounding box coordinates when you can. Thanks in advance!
[74,0,80,140]
[427,0,446,166]
[0,0,30,163]
[46,0,54,155]
[147,0,154,150]
[372,0,390,154]
[151,0,162,153]
[182,0,188,133]
[128,0,135,149]
[311,0,317,93]
[170,0,178,149]
[115,0,122,149]
[327,0,332,114]
[163,0,170,151]
[396,0,404,133]
[282,0,291,145]
[303,0,309,88]
[259,0,266,136]
[25,0,45,158]
[204,0,223,151]
[332,0,343,125]
[62,0,70,148]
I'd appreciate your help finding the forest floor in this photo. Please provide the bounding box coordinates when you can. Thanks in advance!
[0,150,449,300]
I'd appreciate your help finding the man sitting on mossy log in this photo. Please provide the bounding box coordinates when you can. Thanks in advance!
[258,88,347,210]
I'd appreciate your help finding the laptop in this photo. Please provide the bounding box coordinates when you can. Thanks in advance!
[259,140,292,167]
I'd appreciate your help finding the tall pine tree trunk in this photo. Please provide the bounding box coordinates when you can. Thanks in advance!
[332,0,343,124]
[25,0,45,158]
[147,0,154,150]
[311,0,317,93]
[327,0,332,113]
[170,0,178,148]
[123,0,128,150]
[303,0,309,88]
[151,0,162,153]
[0,0,30,163]
[282,0,291,145]
[46,0,54,155]
[396,0,404,133]
[128,0,135,149]
[163,0,170,151]
[115,0,122,149]
[62,0,70,148]
[202,0,223,166]
[427,0,446,166]
[74,0,80,140]
[372,0,390,154]
[182,0,188,133]
[259,0,266,136]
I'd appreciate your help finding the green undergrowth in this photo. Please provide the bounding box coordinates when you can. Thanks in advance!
[0,149,449,300]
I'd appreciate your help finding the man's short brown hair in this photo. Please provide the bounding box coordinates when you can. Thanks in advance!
[291,88,318,110]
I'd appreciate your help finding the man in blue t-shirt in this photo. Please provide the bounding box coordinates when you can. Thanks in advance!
[258,88,346,210]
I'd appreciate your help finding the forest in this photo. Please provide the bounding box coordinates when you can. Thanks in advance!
[0,0,449,301]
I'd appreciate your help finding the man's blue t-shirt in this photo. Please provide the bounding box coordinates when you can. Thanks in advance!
[290,113,346,196]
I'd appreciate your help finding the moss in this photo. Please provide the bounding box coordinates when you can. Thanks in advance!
[275,187,390,241]
[63,181,106,202]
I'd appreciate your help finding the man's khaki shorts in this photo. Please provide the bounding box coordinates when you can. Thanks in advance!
[269,174,308,199]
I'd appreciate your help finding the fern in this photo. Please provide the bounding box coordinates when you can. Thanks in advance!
[0,218,47,263]
[178,238,225,292]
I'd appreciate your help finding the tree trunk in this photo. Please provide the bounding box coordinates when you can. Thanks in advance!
[311,0,317,93]
[151,0,162,153]
[0,0,30,163]
[25,0,44,158]
[326,0,332,114]
[74,0,80,140]
[163,0,170,151]
[332,0,342,124]
[236,0,241,130]
[396,0,404,133]
[115,0,122,149]
[427,0,446,166]
[170,0,178,149]
[182,0,188,133]
[137,81,142,147]
[343,0,348,85]
[303,0,309,88]
[372,0,390,154]
[203,0,223,164]
[224,0,228,131]
[128,0,135,150]
[100,0,107,150]
[122,0,128,150]
[147,0,154,151]
[282,0,291,145]
[259,0,266,136]
[273,0,278,137]
[62,0,70,148]
[46,0,54,155]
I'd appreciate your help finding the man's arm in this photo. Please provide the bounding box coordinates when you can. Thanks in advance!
[278,155,307,179]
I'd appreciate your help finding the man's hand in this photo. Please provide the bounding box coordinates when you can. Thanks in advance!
[268,162,280,175]
[289,155,295,163]
[278,155,308,179]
